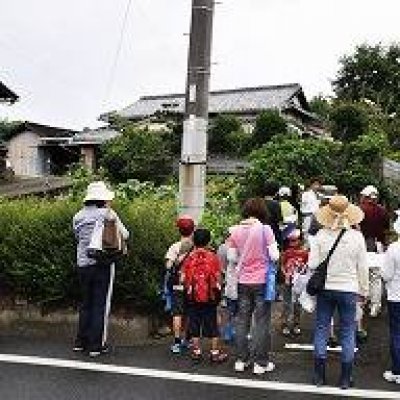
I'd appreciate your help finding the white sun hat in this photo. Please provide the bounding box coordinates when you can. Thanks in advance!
[84,181,115,202]
[360,185,379,198]
[278,186,292,197]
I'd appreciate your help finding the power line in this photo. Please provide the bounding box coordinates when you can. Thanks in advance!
[102,0,133,107]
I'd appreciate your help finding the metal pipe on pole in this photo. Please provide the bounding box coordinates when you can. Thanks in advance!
[178,0,215,222]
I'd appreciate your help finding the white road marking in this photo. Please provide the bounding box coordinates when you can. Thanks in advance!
[285,343,359,353]
[0,353,397,399]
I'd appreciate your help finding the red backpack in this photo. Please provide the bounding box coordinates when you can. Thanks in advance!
[185,250,220,303]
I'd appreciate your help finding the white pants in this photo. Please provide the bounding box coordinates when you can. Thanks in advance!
[369,267,382,308]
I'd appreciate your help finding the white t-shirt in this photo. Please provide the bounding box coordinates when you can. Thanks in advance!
[382,241,400,302]
[301,190,320,215]
[165,238,192,267]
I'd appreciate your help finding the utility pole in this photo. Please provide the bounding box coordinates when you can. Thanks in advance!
[179,0,215,222]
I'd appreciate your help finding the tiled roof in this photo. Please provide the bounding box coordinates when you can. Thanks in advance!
[0,81,18,103]
[117,83,307,120]
[73,128,120,144]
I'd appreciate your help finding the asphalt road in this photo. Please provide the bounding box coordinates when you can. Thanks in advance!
[0,306,398,400]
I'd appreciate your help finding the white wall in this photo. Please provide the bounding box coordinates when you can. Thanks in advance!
[7,131,45,176]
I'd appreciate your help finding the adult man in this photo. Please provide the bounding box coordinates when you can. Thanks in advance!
[301,178,322,247]
[359,185,390,317]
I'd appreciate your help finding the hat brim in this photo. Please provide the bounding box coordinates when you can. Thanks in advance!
[83,190,115,202]
[315,203,364,229]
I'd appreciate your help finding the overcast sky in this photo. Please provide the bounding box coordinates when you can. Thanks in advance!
[0,0,399,130]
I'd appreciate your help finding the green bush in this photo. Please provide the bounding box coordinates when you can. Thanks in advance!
[0,196,177,313]
[242,134,389,201]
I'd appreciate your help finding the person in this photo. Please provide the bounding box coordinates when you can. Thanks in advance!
[280,229,308,336]
[301,178,321,248]
[309,195,368,389]
[263,181,283,249]
[381,213,400,385]
[278,186,298,227]
[217,228,238,343]
[72,181,129,357]
[359,185,390,317]
[182,228,228,363]
[227,198,279,375]
[165,215,195,354]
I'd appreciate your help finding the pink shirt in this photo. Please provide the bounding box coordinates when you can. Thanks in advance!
[228,219,275,284]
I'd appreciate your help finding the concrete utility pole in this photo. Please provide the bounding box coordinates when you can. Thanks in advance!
[179,0,215,222]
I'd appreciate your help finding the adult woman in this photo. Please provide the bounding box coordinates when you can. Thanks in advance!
[227,198,279,375]
[309,195,368,389]
[72,181,129,357]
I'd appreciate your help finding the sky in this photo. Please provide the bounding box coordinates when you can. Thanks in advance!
[0,0,399,130]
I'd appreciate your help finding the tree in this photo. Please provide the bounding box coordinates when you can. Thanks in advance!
[0,119,23,142]
[329,102,369,142]
[99,126,172,184]
[252,110,287,147]
[334,43,400,114]
[309,95,332,121]
[208,114,242,154]
[242,134,388,201]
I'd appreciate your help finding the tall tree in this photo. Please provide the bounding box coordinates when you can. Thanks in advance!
[334,43,400,113]
[252,110,287,147]
[208,114,241,154]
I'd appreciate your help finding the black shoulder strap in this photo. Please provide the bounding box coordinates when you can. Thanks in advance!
[325,229,346,264]
[175,245,194,270]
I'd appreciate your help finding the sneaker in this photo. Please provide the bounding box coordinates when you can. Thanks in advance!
[210,350,228,363]
[282,326,291,337]
[253,362,275,375]
[89,345,109,358]
[72,339,86,352]
[383,370,400,384]
[234,360,249,372]
[190,347,202,361]
[170,342,182,354]
[292,326,301,336]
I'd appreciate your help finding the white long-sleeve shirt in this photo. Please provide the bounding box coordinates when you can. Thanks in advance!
[381,241,400,302]
[308,228,369,297]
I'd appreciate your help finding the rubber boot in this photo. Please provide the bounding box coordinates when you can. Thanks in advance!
[313,358,326,386]
[339,362,353,389]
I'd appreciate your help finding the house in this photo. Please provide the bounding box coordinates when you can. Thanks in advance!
[0,80,18,179]
[0,81,18,104]
[7,122,79,177]
[71,127,120,170]
[103,83,324,136]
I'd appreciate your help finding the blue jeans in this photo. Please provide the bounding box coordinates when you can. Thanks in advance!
[388,301,400,374]
[235,284,272,365]
[314,290,356,363]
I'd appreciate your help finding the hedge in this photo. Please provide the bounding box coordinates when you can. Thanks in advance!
[0,196,177,313]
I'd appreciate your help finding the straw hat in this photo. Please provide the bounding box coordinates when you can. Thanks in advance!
[315,195,364,230]
[84,181,114,202]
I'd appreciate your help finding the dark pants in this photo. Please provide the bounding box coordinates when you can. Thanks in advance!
[76,264,115,350]
[314,290,356,363]
[235,284,272,366]
[388,301,400,374]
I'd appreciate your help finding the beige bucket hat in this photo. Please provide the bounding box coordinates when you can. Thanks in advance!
[315,195,364,230]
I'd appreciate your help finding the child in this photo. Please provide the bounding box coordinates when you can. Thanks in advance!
[280,229,309,336]
[165,215,194,354]
[182,228,228,363]
[381,214,400,384]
